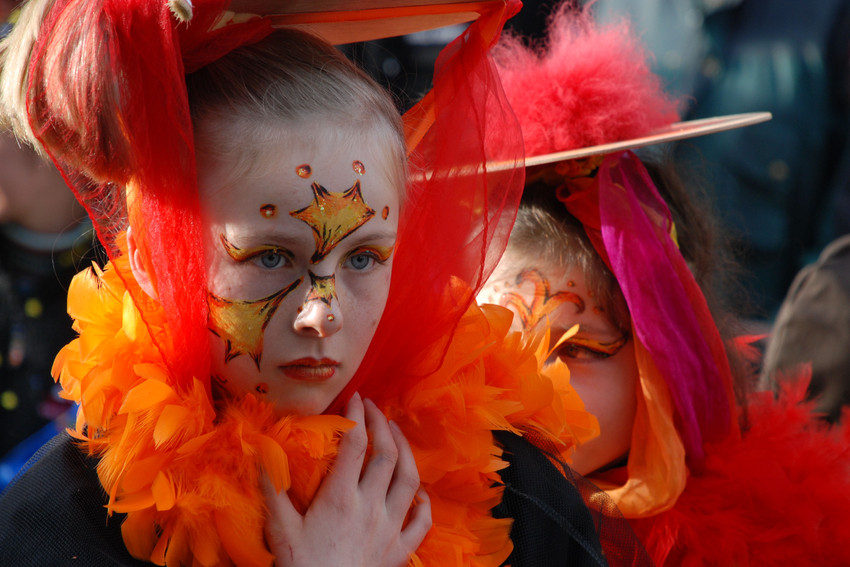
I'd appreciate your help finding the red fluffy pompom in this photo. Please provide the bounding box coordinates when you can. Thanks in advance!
[492,4,680,155]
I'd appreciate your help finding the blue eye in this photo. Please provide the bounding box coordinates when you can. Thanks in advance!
[347,253,374,271]
[257,250,286,269]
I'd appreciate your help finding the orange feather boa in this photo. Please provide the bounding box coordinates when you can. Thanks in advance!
[53,256,598,567]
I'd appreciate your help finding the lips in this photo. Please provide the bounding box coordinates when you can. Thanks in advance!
[281,357,340,381]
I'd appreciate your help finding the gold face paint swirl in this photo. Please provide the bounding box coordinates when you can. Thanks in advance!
[208,278,303,370]
[557,334,629,360]
[500,268,585,330]
[219,233,289,263]
[289,180,376,263]
[305,272,337,306]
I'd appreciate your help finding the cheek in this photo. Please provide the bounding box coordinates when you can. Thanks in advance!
[571,359,638,433]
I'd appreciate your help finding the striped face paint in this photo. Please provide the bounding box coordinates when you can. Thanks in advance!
[498,268,585,330]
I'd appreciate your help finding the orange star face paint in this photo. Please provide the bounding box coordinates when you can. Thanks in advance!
[304,272,337,307]
[207,277,303,369]
[289,180,376,263]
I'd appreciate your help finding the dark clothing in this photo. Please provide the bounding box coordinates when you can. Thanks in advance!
[762,234,850,422]
[0,432,650,566]
[493,431,651,567]
[0,433,147,566]
[0,224,98,457]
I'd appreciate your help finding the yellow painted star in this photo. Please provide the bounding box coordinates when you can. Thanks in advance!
[290,180,376,263]
[305,272,337,306]
[207,277,303,369]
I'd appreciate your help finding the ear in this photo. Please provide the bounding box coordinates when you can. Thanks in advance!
[127,226,158,299]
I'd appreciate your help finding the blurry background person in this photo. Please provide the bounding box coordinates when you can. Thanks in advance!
[0,0,96,486]
[583,0,850,322]
[359,0,850,322]
[0,127,96,487]
[761,233,850,423]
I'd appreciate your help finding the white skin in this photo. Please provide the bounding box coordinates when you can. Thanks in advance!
[129,118,431,566]
[479,254,639,476]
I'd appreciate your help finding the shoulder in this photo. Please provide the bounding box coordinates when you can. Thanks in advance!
[0,433,147,566]
[492,430,651,567]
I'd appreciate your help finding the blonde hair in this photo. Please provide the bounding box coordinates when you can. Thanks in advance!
[498,185,631,336]
[0,2,406,196]
[187,29,407,201]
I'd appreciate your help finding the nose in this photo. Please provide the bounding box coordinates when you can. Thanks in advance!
[293,296,342,337]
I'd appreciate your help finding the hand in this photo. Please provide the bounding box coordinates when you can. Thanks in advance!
[264,392,432,567]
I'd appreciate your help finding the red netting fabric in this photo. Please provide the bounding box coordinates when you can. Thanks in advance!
[22,0,524,410]
[328,0,525,412]
[25,0,272,391]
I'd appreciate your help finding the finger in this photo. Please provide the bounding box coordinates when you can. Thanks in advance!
[320,392,369,496]
[384,420,421,520]
[399,488,432,553]
[261,475,302,550]
[359,398,399,496]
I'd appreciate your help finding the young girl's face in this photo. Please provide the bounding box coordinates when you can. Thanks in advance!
[198,122,401,416]
[479,256,638,475]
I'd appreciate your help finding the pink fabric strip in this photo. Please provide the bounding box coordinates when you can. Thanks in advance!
[560,151,736,465]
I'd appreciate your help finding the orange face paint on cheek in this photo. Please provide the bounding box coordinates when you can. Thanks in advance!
[207,277,303,369]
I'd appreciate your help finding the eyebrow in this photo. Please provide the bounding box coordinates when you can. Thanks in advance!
[338,230,398,247]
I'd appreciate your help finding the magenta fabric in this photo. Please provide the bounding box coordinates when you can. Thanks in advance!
[560,151,736,465]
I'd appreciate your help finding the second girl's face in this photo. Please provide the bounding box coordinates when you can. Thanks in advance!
[479,257,639,476]
[198,123,401,416]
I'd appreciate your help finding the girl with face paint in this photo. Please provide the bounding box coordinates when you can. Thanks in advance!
[481,4,850,566]
[0,1,652,566]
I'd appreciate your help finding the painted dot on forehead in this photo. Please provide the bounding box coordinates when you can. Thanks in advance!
[260,204,277,218]
[382,206,389,220]
[567,280,576,287]
[352,160,366,175]
[296,164,312,178]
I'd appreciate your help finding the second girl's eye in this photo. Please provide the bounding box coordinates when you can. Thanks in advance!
[557,342,612,361]
[553,334,628,364]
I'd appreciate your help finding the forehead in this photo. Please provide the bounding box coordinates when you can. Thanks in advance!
[197,121,400,216]
[486,254,621,334]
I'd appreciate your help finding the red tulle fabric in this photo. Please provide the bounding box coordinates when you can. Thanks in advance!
[329,0,525,412]
[27,0,274,393]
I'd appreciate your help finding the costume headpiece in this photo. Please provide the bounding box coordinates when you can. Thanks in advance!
[491,3,768,516]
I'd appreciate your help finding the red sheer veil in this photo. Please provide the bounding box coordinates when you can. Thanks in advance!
[10,0,524,411]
